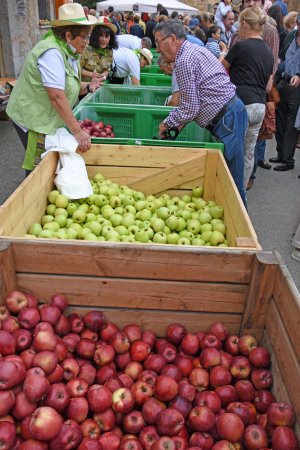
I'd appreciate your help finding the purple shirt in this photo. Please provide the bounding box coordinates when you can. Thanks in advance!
[165,40,236,129]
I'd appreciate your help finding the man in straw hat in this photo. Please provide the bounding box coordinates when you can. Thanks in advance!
[6,3,102,174]
[110,47,153,84]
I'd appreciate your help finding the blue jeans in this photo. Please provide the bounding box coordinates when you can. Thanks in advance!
[211,98,248,206]
[251,140,266,180]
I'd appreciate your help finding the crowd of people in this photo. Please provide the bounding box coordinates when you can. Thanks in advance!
[6,1,300,207]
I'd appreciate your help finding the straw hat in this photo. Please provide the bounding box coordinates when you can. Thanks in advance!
[139,48,153,66]
[50,3,97,27]
[96,16,117,33]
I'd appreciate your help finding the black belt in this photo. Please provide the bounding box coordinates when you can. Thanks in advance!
[207,95,239,132]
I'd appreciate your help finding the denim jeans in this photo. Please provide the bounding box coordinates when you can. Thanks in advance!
[211,97,248,206]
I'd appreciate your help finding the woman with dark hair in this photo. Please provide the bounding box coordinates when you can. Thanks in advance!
[81,16,118,82]
[267,5,287,60]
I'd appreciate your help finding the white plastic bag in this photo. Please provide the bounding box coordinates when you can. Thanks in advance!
[42,128,93,200]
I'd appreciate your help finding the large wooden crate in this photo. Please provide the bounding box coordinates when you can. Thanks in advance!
[0,145,259,250]
[0,240,299,436]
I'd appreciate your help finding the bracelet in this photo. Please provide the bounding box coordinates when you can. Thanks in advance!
[86,83,91,93]
[220,52,227,56]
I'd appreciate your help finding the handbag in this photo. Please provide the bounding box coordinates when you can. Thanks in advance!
[268,84,280,104]
[258,101,276,141]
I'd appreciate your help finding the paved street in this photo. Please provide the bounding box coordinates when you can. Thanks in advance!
[0,118,299,290]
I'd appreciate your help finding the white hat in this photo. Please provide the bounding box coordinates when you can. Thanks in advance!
[50,3,97,27]
[96,16,117,33]
[139,48,153,66]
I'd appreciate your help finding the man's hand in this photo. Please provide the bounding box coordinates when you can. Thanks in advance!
[290,75,300,88]
[158,122,169,138]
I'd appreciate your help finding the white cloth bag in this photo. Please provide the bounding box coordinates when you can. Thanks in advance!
[41,128,93,200]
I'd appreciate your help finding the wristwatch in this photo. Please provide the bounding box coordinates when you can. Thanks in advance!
[86,83,92,93]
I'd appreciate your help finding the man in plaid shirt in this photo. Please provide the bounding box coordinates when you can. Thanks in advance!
[154,20,248,206]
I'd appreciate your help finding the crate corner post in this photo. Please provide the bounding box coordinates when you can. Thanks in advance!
[0,240,17,303]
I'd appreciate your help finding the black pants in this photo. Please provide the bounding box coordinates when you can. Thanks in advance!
[12,122,32,177]
[275,80,300,162]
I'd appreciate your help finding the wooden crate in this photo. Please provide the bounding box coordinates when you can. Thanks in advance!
[0,240,299,437]
[0,145,259,250]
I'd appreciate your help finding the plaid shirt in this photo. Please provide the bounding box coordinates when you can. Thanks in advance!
[165,40,236,129]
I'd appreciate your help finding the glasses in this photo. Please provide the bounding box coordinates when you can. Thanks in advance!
[155,35,171,47]
[79,34,91,42]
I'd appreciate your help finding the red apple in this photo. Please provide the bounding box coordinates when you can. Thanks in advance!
[93,408,116,432]
[238,335,257,356]
[32,350,58,375]
[161,364,182,383]
[216,413,245,443]
[224,335,239,356]
[209,322,229,341]
[0,390,15,416]
[131,381,153,405]
[244,424,268,450]
[152,436,176,450]
[54,314,71,336]
[125,362,143,381]
[66,377,89,398]
[166,323,186,345]
[33,322,54,336]
[175,355,194,377]
[18,307,40,330]
[178,380,196,402]
[219,351,233,369]
[142,397,166,424]
[0,330,16,355]
[20,348,36,369]
[248,347,271,368]
[62,357,80,381]
[23,374,50,402]
[13,328,32,352]
[63,333,81,353]
[115,352,131,371]
[0,421,16,450]
[66,396,89,423]
[251,369,273,390]
[211,440,238,450]
[78,437,103,450]
[0,361,22,389]
[157,342,177,363]
[200,348,221,369]
[188,406,216,432]
[47,363,64,383]
[88,384,112,413]
[12,390,37,420]
[130,340,150,362]
[123,324,142,343]
[119,373,134,389]
[215,385,238,408]
[253,389,276,413]
[138,369,158,387]
[80,418,100,439]
[93,344,115,366]
[156,407,185,436]
[142,330,156,350]
[0,306,10,321]
[109,331,130,354]
[144,353,167,373]
[69,314,84,334]
[210,366,232,387]
[169,395,193,419]
[39,304,61,326]
[181,334,200,356]
[139,425,160,450]
[6,290,28,313]
[96,365,117,384]
[195,391,221,413]
[50,294,68,312]
[49,419,83,449]
[44,382,70,412]
[2,316,20,334]
[123,410,146,434]
[267,402,296,427]
[81,328,98,342]
[27,366,46,377]
[154,375,178,402]
[189,431,214,450]
[271,425,299,450]
[188,368,209,392]
[33,330,57,352]
[100,322,119,342]
[235,380,255,402]
[112,387,135,414]
[200,334,222,350]
[79,362,96,385]
[83,311,106,332]
[226,401,253,426]
[105,376,123,393]
[230,356,251,379]
[19,439,48,450]
[98,431,121,450]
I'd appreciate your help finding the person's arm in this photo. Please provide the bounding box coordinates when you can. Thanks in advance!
[168,91,180,106]
[81,68,94,80]
[131,76,140,85]
[290,75,300,88]
[45,87,91,151]
[266,74,273,93]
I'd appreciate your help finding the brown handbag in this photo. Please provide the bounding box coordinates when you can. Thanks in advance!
[258,101,276,141]
[267,84,280,104]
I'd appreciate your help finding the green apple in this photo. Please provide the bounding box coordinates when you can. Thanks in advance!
[84,233,98,241]
[39,229,54,238]
[28,223,42,237]
[107,187,119,197]
[150,218,165,233]
[66,228,78,239]
[207,200,216,207]
[192,185,204,198]
[46,204,56,216]
[181,194,192,203]
[211,218,223,226]
[167,233,179,244]
[78,227,92,239]
[146,201,156,213]
[54,208,68,217]
[177,237,190,245]
[163,226,171,235]
[72,210,87,224]
[213,222,226,234]
[128,225,140,235]
[67,203,77,216]
[110,214,123,227]
[115,226,128,236]
[124,205,136,215]
[93,173,105,183]
[199,212,212,224]
[85,213,97,223]
[209,231,225,246]
[89,205,100,215]
[41,215,54,226]
[99,185,109,195]
[194,198,207,210]
[135,230,149,243]
[105,230,120,241]
[69,223,82,232]
[102,225,114,238]
[135,200,147,211]
[98,236,106,242]
[53,229,67,239]
[110,196,122,208]
[137,209,152,221]
[101,206,114,219]
[94,194,108,207]
[153,232,167,244]
[54,215,67,228]
[133,191,145,202]
[176,217,187,232]
[201,230,213,243]
[191,212,200,220]
[153,198,164,209]
[200,223,213,233]
[122,214,135,228]
[142,227,154,240]
[179,230,194,241]
[78,203,89,213]
[114,207,124,215]
[210,205,224,219]
[86,221,102,236]
[159,194,170,204]
[187,219,201,235]
[184,202,196,212]
[192,237,205,246]
[168,205,178,213]
[55,194,69,209]
[87,194,97,205]
[157,207,171,220]
[180,210,192,221]
[135,220,143,229]
[122,196,135,206]
[165,216,179,231]
[48,190,60,204]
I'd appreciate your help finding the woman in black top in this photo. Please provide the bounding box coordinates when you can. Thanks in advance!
[221,6,274,190]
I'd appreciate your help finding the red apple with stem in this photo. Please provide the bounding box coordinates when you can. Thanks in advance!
[224,335,239,356]
[238,335,257,356]
[44,382,70,412]
[112,387,135,414]
[123,410,146,434]
[151,436,176,450]
[139,426,160,450]
[267,402,296,427]
[188,405,216,432]
[243,424,268,450]
[93,408,116,432]
[80,418,100,439]
[6,290,28,313]
[83,311,106,332]
[188,368,209,392]
[48,419,83,450]
[29,406,63,440]
[123,324,142,343]
[189,431,214,450]
[87,384,112,413]
[154,375,178,402]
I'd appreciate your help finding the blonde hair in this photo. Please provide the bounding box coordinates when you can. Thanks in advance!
[239,6,267,33]
[284,11,298,31]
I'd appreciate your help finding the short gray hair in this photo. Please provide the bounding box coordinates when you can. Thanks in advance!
[153,19,187,39]
[141,36,152,49]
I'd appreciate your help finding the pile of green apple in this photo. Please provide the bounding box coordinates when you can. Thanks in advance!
[25,174,228,246]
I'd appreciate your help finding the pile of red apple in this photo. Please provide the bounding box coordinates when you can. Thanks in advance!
[0,291,299,450]
[78,119,115,138]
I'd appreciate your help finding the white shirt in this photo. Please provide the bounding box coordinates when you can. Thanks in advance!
[214,3,232,30]
[112,48,140,84]
[116,34,142,50]
[38,45,79,90]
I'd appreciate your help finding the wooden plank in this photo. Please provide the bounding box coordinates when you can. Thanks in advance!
[214,179,238,248]
[272,254,300,361]
[203,151,219,200]
[127,154,207,196]
[236,237,258,249]
[16,273,247,314]
[65,306,242,336]
[82,145,211,168]
[12,241,255,284]
[240,252,279,340]
[265,300,300,429]
[0,241,17,303]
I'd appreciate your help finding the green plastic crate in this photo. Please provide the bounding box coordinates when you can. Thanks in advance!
[140,73,172,86]
[73,104,223,150]
[82,85,172,106]
[141,65,163,74]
